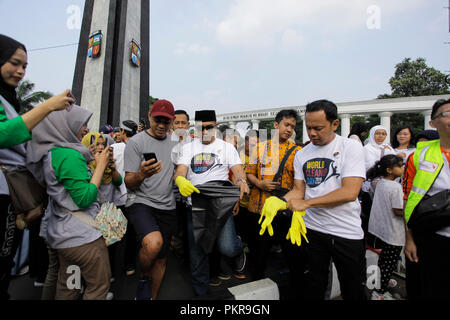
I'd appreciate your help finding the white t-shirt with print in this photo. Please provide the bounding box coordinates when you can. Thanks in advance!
[294,134,366,240]
[368,178,405,246]
[177,138,242,186]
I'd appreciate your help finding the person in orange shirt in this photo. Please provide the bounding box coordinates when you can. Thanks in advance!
[402,98,450,300]
[245,110,302,286]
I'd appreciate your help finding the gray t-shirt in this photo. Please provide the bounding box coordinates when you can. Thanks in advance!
[124,131,177,210]
[368,178,405,246]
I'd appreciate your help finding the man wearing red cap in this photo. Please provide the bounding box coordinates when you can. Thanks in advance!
[123,99,178,300]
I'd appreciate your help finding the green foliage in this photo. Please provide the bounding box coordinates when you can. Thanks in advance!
[149,95,159,111]
[17,80,53,114]
[378,57,450,99]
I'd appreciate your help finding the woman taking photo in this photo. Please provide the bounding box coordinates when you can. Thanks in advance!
[27,106,112,300]
[0,34,74,300]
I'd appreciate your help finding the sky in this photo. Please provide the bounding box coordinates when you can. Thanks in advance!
[1,0,449,124]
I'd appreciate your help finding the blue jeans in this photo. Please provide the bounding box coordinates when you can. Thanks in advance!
[186,207,243,296]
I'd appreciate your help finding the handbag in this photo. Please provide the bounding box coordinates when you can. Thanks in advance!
[407,189,450,234]
[69,201,128,247]
[0,166,46,230]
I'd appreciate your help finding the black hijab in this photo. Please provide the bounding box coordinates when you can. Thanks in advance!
[0,34,27,113]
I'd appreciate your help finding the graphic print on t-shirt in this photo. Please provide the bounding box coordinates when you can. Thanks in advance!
[191,153,222,174]
[303,158,340,188]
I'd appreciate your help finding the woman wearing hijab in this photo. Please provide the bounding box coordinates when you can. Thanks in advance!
[0,34,74,300]
[26,106,112,300]
[361,125,396,240]
[363,125,395,172]
[82,132,125,286]
[348,122,368,145]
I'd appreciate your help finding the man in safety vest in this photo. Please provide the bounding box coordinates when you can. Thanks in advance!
[403,98,450,300]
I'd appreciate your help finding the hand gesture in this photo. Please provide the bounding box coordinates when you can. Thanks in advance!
[94,146,110,170]
[258,180,279,192]
[139,159,162,179]
[45,89,76,111]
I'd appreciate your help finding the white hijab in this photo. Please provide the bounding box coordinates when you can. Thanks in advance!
[364,125,394,171]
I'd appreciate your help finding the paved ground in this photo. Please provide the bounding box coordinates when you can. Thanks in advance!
[8,240,407,301]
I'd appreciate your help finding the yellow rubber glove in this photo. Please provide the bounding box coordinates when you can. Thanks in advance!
[286,211,309,246]
[259,196,287,236]
[175,176,200,197]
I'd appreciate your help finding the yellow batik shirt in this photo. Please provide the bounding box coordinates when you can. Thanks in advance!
[245,139,301,214]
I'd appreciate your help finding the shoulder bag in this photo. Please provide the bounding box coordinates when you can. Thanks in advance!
[1,166,46,230]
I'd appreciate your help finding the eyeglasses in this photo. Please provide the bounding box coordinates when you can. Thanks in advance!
[432,110,450,120]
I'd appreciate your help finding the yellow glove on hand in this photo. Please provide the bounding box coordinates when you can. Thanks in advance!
[286,211,309,246]
[175,176,200,197]
[259,196,287,236]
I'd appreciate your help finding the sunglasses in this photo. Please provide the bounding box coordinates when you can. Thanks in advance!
[196,124,216,131]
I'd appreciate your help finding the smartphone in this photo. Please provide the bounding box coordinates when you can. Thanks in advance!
[90,134,96,145]
[143,152,157,162]
[66,91,76,111]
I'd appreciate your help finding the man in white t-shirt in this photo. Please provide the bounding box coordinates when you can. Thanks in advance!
[173,110,249,296]
[266,99,367,300]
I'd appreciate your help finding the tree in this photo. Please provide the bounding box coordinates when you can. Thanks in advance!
[16,80,53,114]
[375,57,450,137]
[149,95,159,108]
[378,57,450,99]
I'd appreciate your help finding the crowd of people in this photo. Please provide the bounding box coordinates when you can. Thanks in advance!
[1,34,450,301]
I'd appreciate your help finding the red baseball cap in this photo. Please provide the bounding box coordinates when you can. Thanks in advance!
[150,99,175,119]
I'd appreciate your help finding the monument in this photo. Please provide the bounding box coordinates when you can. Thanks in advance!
[71,0,150,131]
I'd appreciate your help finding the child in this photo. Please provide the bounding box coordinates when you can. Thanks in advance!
[367,154,405,300]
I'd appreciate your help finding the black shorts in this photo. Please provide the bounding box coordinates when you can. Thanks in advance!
[126,203,177,259]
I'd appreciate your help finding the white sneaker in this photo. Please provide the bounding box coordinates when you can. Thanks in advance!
[106,292,114,300]
[371,290,395,300]
[33,281,44,288]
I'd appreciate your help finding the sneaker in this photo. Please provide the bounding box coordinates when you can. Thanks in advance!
[233,250,247,273]
[209,277,222,287]
[371,290,395,300]
[125,266,136,276]
[135,277,152,300]
[218,272,231,281]
[33,281,44,288]
[233,271,246,280]
[106,292,114,300]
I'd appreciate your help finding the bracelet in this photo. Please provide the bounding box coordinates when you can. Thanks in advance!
[236,178,248,185]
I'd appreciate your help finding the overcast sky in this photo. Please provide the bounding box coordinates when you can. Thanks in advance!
[1,0,449,122]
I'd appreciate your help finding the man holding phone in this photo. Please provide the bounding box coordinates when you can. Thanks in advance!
[123,99,178,300]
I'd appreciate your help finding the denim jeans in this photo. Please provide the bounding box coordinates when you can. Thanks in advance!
[186,207,243,296]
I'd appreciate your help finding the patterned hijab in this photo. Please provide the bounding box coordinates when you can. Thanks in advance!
[81,132,113,184]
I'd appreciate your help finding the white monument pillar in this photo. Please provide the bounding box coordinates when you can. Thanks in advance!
[340,114,351,138]
[72,0,149,131]
[251,119,260,130]
[422,110,432,130]
[301,115,308,143]
[379,112,393,142]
